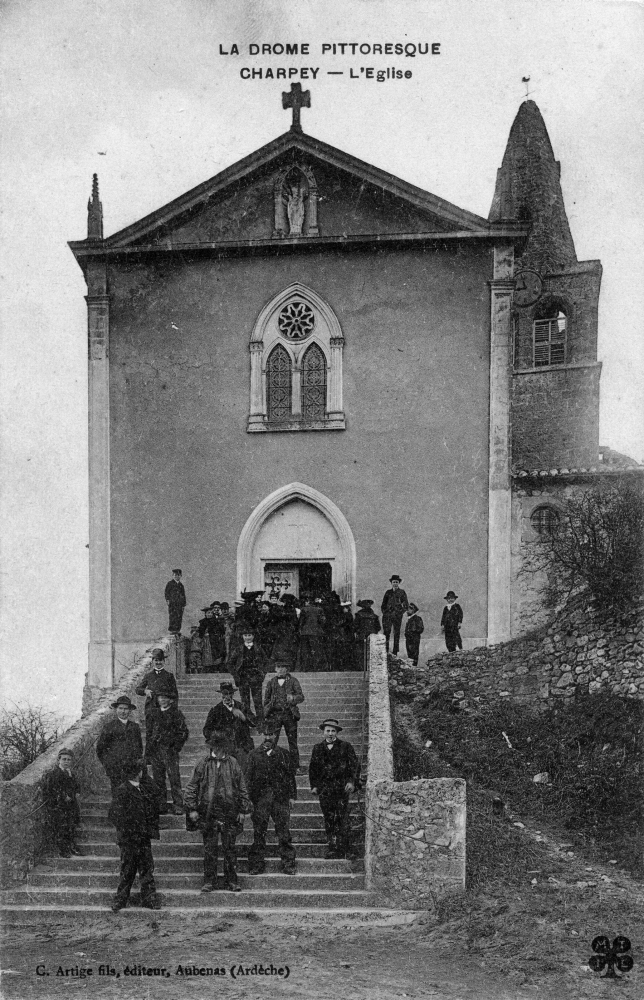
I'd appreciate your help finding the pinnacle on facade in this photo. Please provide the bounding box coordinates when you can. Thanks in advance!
[87,173,103,240]
[489,100,577,272]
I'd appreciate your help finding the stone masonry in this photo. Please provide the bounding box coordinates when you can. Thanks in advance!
[390,596,644,709]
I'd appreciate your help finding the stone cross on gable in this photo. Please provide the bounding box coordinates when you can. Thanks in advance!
[282,83,310,132]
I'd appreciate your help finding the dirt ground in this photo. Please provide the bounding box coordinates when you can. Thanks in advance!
[1,907,641,1000]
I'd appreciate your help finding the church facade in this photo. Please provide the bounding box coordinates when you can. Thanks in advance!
[70,91,604,689]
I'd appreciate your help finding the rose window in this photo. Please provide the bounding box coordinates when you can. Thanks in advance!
[278,302,315,340]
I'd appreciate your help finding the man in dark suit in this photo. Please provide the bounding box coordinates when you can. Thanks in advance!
[244,720,297,875]
[202,681,256,769]
[145,692,189,814]
[354,599,380,670]
[309,718,360,859]
[263,660,305,772]
[441,590,464,652]
[404,603,425,666]
[96,696,144,798]
[135,648,178,741]
[229,630,268,723]
[108,757,161,911]
[164,569,186,634]
[381,575,409,655]
[43,749,81,857]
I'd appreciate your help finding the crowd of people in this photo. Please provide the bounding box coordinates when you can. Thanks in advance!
[43,575,464,909]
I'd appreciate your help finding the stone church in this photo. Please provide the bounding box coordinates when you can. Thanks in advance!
[70,89,609,691]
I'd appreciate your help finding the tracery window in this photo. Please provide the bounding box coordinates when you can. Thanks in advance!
[247,283,345,433]
[301,343,327,419]
[266,345,292,421]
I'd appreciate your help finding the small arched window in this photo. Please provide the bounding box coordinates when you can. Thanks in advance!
[301,343,327,419]
[530,504,560,536]
[533,301,567,367]
[266,345,292,422]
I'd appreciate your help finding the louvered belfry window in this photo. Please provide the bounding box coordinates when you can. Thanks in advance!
[301,343,327,419]
[266,344,292,421]
[533,311,567,367]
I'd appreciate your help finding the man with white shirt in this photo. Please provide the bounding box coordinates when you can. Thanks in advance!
[309,719,359,859]
[202,682,255,769]
[96,696,144,798]
[263,660,305,773]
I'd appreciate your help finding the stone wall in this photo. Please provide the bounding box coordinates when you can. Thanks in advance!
[0,638,171,886]
[393,596,644,709]
[365,634,466,908]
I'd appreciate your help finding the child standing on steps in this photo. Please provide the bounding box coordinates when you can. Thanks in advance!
[404,603,424,666]
[441,590,463,652]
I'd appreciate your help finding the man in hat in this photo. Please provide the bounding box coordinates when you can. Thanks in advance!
[184,729,252,893]
[381,575,409,655]
[108,757,161,911]
[202,681,256,770]
[207,602,227,667]
[96,696,144,798]
[263,660,305,772]
[353,599,380,669]
[136,648,178,741]
[309,720,360,859]
[404,603,425,666]
[229,630,268,723]
[145,693,189,814]
[164,569,186,634]
[43,749,82,857]
[441,591,463,652]
[244,719,297,875]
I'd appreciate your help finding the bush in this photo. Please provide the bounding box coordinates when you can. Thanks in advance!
[547,483,643,607]
[0,703,62,780]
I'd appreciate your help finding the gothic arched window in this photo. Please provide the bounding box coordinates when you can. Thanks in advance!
[301,343,327,419]
[247,283,345,433]
[266,345,292,422]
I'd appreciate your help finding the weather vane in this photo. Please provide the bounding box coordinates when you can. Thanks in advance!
[522,76,532,98]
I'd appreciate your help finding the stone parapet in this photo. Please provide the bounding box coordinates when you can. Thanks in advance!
[365,634,466,908]
[0,637,171,886]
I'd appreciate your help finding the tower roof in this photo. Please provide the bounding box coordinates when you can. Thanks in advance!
[489,100,576,272]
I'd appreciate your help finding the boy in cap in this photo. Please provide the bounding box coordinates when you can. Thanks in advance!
[229,629,268,723]
[244,719,297,875]
[263,660,305,772]
[136,648,178,741]
[381,575,409,655]
[108,757,161,911]
[353,599,380,670]
[164,569,186,634]
[184,729,252,893]
[441,591,463,652]
[309,720,360,859]
[96,696,144,797]
[43,749,82,857]
[404,603,425,666]
[188,625,203,674]
[145,692,189,814]
[202,682,256,770]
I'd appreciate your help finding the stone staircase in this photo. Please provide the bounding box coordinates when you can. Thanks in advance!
[2,671,409,918]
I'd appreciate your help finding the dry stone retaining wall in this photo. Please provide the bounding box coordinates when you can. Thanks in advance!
[399,597,644,707]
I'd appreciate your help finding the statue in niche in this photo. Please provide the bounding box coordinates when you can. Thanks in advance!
[286,179,307,235]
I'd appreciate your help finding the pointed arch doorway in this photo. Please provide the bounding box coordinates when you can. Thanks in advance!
[237,483,356,604]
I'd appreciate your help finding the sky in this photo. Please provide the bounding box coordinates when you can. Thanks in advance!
[1,0,643,723]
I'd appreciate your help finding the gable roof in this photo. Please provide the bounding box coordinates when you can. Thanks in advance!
[70,128,525,260]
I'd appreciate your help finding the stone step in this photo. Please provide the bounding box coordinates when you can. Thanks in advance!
[83,798,351,815]
[28,872,364,891]
[41,856,362,874]
[85,788,324,806]
[76,841,352,859]
[77,828,335,845]
[0,887,374,909]
[80,812,358,830]
[0,905,416,925]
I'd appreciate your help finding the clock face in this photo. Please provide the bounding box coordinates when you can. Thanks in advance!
[514,269,543,307]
